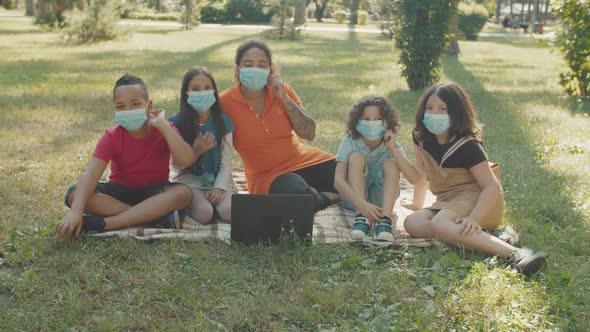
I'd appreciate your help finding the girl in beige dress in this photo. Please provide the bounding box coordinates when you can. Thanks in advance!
[395,82,547,276]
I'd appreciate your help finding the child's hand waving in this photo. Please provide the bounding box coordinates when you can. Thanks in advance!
[148,107,168,130]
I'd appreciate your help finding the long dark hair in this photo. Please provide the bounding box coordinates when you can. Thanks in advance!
[414,82,481,143]
[347,95,400,139]
[178,67,226,146]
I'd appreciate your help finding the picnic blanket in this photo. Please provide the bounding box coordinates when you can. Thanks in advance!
[88,169,439,247]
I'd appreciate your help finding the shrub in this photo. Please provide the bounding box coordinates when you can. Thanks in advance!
[3,0,16,9]
[392,0,457,91]
[224,0,273,23]
[265,0,301,40]
[457,2,488,40]
[63,0,120,43]
[333,10,346,24]
[554,0,590,97]
[357,10,369,25]
[200,3,225,23]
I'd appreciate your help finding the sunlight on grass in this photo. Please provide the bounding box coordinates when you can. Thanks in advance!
[1,18,589,330]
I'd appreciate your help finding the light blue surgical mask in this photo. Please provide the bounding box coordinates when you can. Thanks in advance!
[423,113,450,135]
[187,90,216,113]
[115,107,147,131]
[356,119,386,141]
[239,67,270,92]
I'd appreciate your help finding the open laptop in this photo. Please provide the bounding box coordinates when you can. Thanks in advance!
[230,194,315,245]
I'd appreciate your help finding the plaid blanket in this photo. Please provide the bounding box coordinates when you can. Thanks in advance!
[88,169,439,247]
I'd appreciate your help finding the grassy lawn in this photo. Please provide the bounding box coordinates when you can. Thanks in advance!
[0,16,589,330]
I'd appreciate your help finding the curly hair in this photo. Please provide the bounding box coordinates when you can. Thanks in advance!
[347,95,400,139]
[413,82,482,143]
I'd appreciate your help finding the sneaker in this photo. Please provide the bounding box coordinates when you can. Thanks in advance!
[375,216,395,242]
[511,248,547,276]
[494,226,521,248]
[81,214,105,233]
[150,211,181,229]
[350,215,370,240]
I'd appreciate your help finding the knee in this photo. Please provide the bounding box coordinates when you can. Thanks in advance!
[348,152,365,167]
[192,203,214,225]
[382,159,399,178]
[174,184,193,206]
[269,173,309,195]
[404,213,423,237]
[216,205,231,223]
[430,211,455,235]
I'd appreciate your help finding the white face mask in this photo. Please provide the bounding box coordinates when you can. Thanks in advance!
[423,113,450,135]
[114,107,148,131]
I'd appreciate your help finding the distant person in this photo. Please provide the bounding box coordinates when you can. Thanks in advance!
[56,74,194,241]
[502,16,511,30]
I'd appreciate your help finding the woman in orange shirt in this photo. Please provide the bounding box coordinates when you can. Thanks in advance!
[219,40,338,211]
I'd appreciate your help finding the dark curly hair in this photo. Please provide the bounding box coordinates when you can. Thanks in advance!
[413,82,481,143]
[347,95,400,139]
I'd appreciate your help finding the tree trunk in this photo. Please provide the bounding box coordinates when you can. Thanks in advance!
[25,0,34,16]
[76,0,85,11]
[510,0,513,15]
[446,13,460,57]
[350,0,360,25]
[38,0,50,15]
[543,0,549,22]
[495,0,501,23]
[294,0,306,25]
[315,0,328,22]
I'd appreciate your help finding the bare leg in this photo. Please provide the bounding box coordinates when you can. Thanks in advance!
[103,185,192,231]
[187,189,214,225]
[430,209,516,258]
[404,209,436,238]
[348,152,366,214]
[68,190,130,217]
[214,190,233,223]
[381,158,400,218]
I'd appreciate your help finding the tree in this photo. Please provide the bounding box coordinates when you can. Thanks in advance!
[266,0,301,40]
[294,0,306,24]
[553,0,590,97]
[350,0,360,24]
[64,0,120,43]
[179,0,199,30]
[25,0,34,16]
[392,0,457,90]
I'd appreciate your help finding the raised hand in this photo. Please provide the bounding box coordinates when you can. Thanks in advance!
[268,73,287,99]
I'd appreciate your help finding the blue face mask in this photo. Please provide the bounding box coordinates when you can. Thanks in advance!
[356,120,386,141]
[239,67,270,92]
[187,90,216,113]
[423,113,450,135]
[115,107,147,131]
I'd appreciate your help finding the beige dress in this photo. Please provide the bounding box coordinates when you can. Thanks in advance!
[420,136,504,230]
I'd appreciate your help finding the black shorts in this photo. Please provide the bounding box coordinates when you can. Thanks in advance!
[64,182,177,208]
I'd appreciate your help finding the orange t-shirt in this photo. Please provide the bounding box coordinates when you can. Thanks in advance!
[219,84,335,194]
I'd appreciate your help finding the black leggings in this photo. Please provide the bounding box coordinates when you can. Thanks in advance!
[268,159,337,211]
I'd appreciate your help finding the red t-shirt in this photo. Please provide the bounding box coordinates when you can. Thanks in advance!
[93,124,177,188]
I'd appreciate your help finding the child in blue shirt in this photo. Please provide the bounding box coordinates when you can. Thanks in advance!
[334,96,421,242]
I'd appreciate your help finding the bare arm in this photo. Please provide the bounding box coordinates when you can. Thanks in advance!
[56,157,107,239]
[213,133,234,191]
[269,74,316,141]
[149,109,195,168]
[333,161,383,221]
[465,161,503,223]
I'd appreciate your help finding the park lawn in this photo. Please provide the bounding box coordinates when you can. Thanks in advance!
[0,17,589,330]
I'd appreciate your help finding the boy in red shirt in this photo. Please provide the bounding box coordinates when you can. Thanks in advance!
[56,74,195,241]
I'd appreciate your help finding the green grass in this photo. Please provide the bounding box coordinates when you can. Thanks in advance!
[0,17,589,330]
